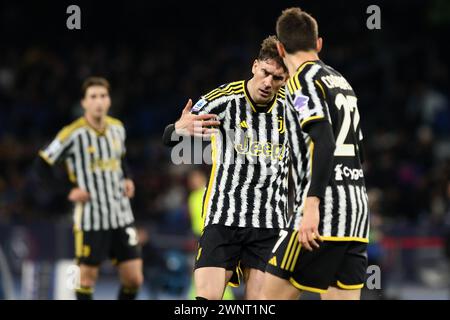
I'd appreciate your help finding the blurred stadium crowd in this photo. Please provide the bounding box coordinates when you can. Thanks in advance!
[0,1,449,299]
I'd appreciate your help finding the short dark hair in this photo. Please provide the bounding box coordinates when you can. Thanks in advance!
[276,7,318,54]
[257,35,288,72]
[81,77,110,98]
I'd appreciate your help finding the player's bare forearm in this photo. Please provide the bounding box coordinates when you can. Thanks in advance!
[68,187,90,203]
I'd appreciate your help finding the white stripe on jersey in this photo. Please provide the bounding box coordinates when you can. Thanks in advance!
[348,185,357,237]
[322,187,333,235]
[337,185,347,237]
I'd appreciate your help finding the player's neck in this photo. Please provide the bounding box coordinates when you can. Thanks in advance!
[84,113,106,132]
[285,51,319,77]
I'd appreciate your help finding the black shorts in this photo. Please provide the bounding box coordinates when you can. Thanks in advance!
[266,229,368,293]
[194,224,279,287]
[74,224,141,266]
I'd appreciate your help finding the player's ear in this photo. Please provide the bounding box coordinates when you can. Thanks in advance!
[317,37,323,53]
[276,41,285,58]
[252,59,258,75]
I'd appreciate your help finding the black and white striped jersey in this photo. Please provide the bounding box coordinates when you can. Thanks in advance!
[191,80,290,229]
[286,60,369,242]
[39,116,134,231]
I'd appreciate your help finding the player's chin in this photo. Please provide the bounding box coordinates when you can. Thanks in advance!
[259,91,275,102]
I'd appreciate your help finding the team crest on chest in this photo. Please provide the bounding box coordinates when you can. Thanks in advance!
[278,116,285,134]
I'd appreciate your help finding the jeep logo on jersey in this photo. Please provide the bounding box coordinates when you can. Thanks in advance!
[191,99,207,112]
[293,93,309,114]
[335,164,364,181]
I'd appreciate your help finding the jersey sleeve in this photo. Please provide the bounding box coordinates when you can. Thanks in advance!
[39,127,75,166]
[287,64,330,130]
[118,125,127,157]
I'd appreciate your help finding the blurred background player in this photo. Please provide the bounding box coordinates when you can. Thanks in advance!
[35,77,143,300]
[163,36,289,300]
[186,169,235,300]
[262,8,369,300]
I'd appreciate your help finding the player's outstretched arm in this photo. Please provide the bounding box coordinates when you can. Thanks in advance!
[162,99,220,147]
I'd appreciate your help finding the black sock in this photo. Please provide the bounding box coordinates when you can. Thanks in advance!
[196,296,208,300]
[76,286,94,300]
[118,286,139,300]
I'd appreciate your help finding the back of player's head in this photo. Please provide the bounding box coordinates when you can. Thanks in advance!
[258,35,288,72]
[81,76,111,98]
[276,7,318,54]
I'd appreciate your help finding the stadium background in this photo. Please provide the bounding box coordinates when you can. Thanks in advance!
[0,0,449,299]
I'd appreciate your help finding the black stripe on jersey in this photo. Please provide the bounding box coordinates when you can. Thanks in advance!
[78,134,92,230]
[280,165,290,225]
[344,185,353,236]
[329,186,340,236]
[86,131,103,230]
[296,141,310,195]
[96,136,112,229]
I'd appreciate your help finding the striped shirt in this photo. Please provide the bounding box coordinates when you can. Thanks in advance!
[191,80,290,229]
[286,60,369,242]
[39,116,134,231]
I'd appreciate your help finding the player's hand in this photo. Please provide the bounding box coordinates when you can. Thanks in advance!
[124,179,135,198]
[174,99,220,138]
[68,188,90,203]
[298,196,322,251]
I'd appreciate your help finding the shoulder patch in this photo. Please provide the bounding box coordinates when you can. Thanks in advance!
[192,98,208,112]
[293,91,309,114]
